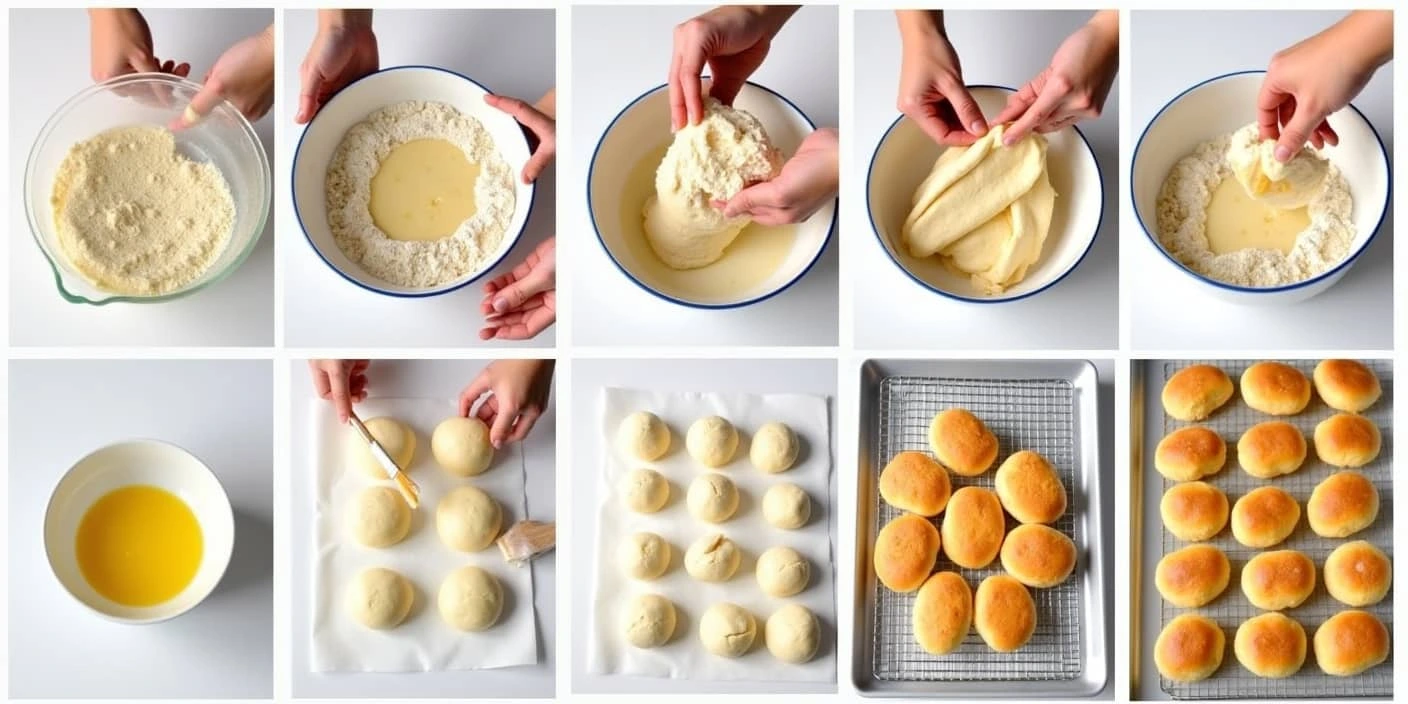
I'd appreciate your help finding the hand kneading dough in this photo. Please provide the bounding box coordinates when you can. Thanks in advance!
[1155,614,1225,682]
[618,531,671,580]
[1307,471,1379,537]
[699,602,758,657]
[1324,540,1392,606]
[751,421,799,473]
[941,487,1005,569]
[1314,610,1389,676]
[1313,359,1382,412]
[686,415,739,467]
[912,571,972,655]
[928,408,999,476]
[1228,124,1329,209]
[1160,481,1229,542]
[1000,524,1077,588]
[622,468,670,513]
[974,574,1036,652]
[879,451,951,516]
[623,593,677,648]
[617,411,670,460]
[348,486,412,547]
[873,513,940,592]
[1156,544,1230,607]
[346,567,413,629]
[1237,421,1306,478]
[430,416,493,476]
[1155,426,1226,481]
[1231,486,1300,548]
[1234,612,1307,678]
[685,533,741,582]
[1162,364,1235,421]
[436,485,502,552]
[1241,550,1316,610]
[644,98,783,269]
[349,417,416,478]
[765,603,819,663]
[1240,362,1311,416]
[762,482,811,529]
[1314,413,1381,467]
[687,472,739,523]
[438,566,503,631]
[756,546,810,597]
[994,449,1067,524]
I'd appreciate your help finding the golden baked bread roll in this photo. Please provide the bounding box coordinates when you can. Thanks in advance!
[1313,413,1381,468]
[1314,610,1389,676]
[928,408,999,476]
[879,451,951,517]
[1162,364,1234,421]
[1240,362,1311,416]
[940,487,1006,569]
[1155,426,1226,481]
[1307,471,1379,538]
[873,514,940,592]
[1156,544,1230,607]
[1231,486,1300,548]
[1313,359,1381,412]
[1241,550,1316,611]
[1155,614,1225,682]
[1236,421,1306,478]
[973,574,1035,652]
[1160,481,1229,542]
[1234,612,1307,678]
[1000,523,1076,588]
[1324,540,1392,607]
[993,449,1067,524]
[912,571,972,655]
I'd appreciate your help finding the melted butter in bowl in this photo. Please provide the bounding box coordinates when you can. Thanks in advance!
[369,137,480,242]
[1205,177,1310,255]
[75,485,203,607]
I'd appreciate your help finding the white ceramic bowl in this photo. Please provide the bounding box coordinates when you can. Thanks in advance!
[1132,71,1389,304]
[292,65,535,297]
[588,82,835,308]
[43,440,235,624]
[868,85,1103,303]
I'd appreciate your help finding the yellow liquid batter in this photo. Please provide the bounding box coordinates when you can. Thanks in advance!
[1205,177,1310,255]
[621,144,796,301]
[75,485,203,607]
[369,138,479,242]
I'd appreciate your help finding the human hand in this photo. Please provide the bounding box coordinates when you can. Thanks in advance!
[896,10,987,147]
[172,25,275,128]
[993,10,1118,144]
[719,127,838,225]
[480,238,556,341]
[308,359,370,423]
[669,5,798,130]
[295,10,378,124]
[458,359,555,448]
[89,8,190,82]
[485,91,556,184]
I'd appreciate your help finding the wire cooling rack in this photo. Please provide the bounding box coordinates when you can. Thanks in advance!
[1156,359,1393,700]
[871,375,1084,682]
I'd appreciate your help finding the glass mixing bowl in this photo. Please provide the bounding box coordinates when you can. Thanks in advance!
[23,73,270,304]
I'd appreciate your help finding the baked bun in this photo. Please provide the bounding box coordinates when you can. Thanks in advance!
[1324,540,1392,607]
[1313,359,1381,412]
[1231,486,1300,548]
[1155,614,1225,682]
[1307,471,1379,538]
[1162,364,1234,421]
[873,514,940,592]
[993,450,1067,524]
[1236,421,1306,478]
[1160,481,1229,542]
[1314,610,1389,676]
[940,487,1006,569]
[1313,413,1381,468]
[879,451,951,517]
[928,408,999,476]
[973,575,1035,652]
[1240,362,1311,416]
[1234,612,1307,678]
[1000,524,1076,588]
[1156,544,1231,607]
[912,571,972,655]
[1241,550,1316,610]
[1155,427,1227,481]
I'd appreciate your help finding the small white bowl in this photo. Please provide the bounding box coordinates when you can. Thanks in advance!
[43,440,235,624]
[588,82,835,309]
[292,65,535,297]
[868,85,1103,303]
[1131,71,1389,304]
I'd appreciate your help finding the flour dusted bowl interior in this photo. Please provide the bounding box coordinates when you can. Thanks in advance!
[292,66,535,297]
[23,73,270,305]
[1132,71,1388,304]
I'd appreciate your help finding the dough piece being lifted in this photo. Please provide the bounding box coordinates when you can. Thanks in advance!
[1162,364,1234,421]
[431,416,493,476]
[686,415,739,467]
[928,408,999,476]
[623,594,677,648]
[762,482,811,529]
[1313,359,1382,412]
[993,449,1067,524]
[699,602,758,657]
[617,411,671,461]
[438,566,503,631]
[765,603,820,663]
[346,567,414,630]
[436,485,503,552]
[1227,123,1329,209]
[347,486,412,547]
[879,451,951,516]
[1240,362,1311,416]
[751,421,800,473]
[349,417,416,479]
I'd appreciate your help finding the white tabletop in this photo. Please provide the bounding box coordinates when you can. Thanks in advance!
[7,8,276,348]
[1129,10,1394,352]
[570,5,840,348]
[289,358,557,699]
[280,9,557,349]
[7,360,273,699]
[851,10,1120,351]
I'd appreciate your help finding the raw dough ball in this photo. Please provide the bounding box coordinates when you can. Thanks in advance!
[431,416,493,476]
[684,533,741,582]
[687,472,740,522]
[618,532,671,580]
[699,602,758,657]
[346,567,413,629]
[347,486,411,547]
[617,411,671,461]
[436,485,502,552]
[763,482,812,530]
[623,593,677,648]
[756,546,811,597]
[751,421,800,473]
[437,566,503,631]
[622,468,670,513]
[766,603,820,663]
[349,417,416,478]
[1228,124,1329,209]
[686,415,739,467]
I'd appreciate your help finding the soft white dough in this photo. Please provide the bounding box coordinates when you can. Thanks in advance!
[684,533,741,582]
[699,602,758,657]
[617,411,671,461]
[750,421,800,473]
[762,482,811,530]
[765,603,820,663]
[622,468,671,513]
[1227,123,1330,209]
[347,485,411,547]
[346,567,414,630]
[687,472,740,523]
[431,415,494,477]
[622,593,677,648]
[348,416,416,479]
[435,485,502,552]
[686,415,739,467]
[618,531,672,580]
[437,566,504,631]
[756,546,810,597]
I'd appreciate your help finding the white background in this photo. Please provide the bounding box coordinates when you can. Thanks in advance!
[570,5,840,348]
[6,360,273,699]
[280,9,557,349]
[851,10,1121,351]
[8,8,276,347]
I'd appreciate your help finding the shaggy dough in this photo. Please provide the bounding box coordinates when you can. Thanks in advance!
[618,531,672,580]
[751,421,800,473]
[346,567,413,629]
[766,603,820,663]
[699,602,758,657]
[687,415,739,467]
[347,486,411,547]
[1228,126,1329,209]
[643,98,783,269]
[435,485,502,552]
[617,411,671,461]
[756,546,810,597]
[622,468,670,513]
[437,566,503,631]
[687,472,740,522]
[431,416,493,476]
[685,533,741,582]
[763,482,811,529]
[349,417,417,479]
[623,593,677,648]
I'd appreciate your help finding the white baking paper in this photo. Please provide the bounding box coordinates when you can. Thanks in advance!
[588,387,836,682]
[311,397,538,672]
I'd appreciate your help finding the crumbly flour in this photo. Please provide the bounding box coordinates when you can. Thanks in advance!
[1156,126,1354,287]
[51,125,234,295]
[326,100,514,288]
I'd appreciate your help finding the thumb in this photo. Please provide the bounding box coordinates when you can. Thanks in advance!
[1275,106,1321,162]
[174,78,225,128]
[488,398,518,449]
[296,73,324,124]
[491,268,552,314]
[722,181,781,219]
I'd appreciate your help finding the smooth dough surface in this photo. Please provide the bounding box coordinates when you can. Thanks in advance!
[750,421,800,473]
[617,411,671,461]
[349,417,416,478]
[622,468,670,513]
[687,472,740,522]
[435,485,503,552]
[755,546,810,597]
[431,415,494,476]
[762,482,811,529]
[623,593,677,648]
[437,566,504,631]
[346,567,414,629]
[686,415,739,467]
[347,486,412,547]
[699,602,758,657]
[765,603,819,663]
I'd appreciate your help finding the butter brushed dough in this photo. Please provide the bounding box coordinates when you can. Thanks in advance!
[348,417,416,479]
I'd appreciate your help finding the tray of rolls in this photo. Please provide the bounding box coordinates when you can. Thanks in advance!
[1134,359,1392,700]
[852,359,1107,697]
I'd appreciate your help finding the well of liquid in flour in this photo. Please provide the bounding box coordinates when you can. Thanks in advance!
[1205,177,1310,255]
[370,138,479,242]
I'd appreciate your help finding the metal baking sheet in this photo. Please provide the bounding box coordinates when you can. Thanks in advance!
[1135,359,1393,700]
[853,359,1107,697]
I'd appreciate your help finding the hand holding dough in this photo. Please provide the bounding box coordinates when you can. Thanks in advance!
[1228,123,1328,209]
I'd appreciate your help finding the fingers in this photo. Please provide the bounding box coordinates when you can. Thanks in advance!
[1255,80,1289,142]
[174,78,226,128]
[1275,104,1324,161]
[522,143,555,184]
[488,397,518,449]
[309,361,332,399]
[722,181,782,219]
[481,305,555,341]
[459,374,493,417]
[938,78,988,137]
[296,72,324,125]
[475,396,498,425]
[489,266,552,315]
[1004,83,1065,145]
[326,367,353,423]
[668,46,687,131]
[507,406,542,443]
[673,36,707,127]
[132,52,160,74]
[484,93,555,139]
[991,88,1035,127]
[1316,120,1339,147]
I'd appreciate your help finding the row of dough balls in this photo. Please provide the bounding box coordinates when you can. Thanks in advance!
[617,411,802,473]
[1155,541,1391,610]
[619,533,813,597]
[1155,413,1381,482]
[1162,360,1382,421]
[1160,473,1380,547]
[346,565,505,632]
[622,468,813,529]
[349,416,497,479]
[1156,610,1389,681]
[623,596,820,663]
[349,484,505,552]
